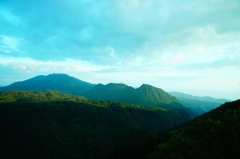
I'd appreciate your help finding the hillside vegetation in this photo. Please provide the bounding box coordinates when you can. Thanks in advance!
[88,99,240,159]
[85,83,185,109]
[0,91,239,158]
[149,99,240,159]
[0,90,191,159]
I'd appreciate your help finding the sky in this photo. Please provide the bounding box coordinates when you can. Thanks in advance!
[0,0,240,100]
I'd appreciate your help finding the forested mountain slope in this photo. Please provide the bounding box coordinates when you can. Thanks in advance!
[85,83,185,109]
[0,90,191,159]
[89,99,240,159]
[149,99,240,159]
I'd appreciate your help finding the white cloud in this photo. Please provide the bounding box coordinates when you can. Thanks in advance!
[0,55,112,73]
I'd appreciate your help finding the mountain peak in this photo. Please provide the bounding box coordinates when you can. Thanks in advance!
[47,73,70,76]
[139,83,150,88]
[0,73,95,96]
[86,82,185,109]
[139,84,159,90]
[105,83,129,89]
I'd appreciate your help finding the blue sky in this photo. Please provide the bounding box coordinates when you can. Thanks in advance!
[0,0,240,100]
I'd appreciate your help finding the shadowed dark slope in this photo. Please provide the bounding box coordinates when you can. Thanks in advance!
[149,99,240,159]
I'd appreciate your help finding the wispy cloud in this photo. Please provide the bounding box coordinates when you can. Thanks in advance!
[0,55,112,72]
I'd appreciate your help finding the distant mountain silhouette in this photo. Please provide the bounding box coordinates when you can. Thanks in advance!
[169,92,230,103]
[175,97,221,115]
[169,92,230,115]
[0,73,95,95]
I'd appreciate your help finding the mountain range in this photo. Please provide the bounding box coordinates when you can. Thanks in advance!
[169,91,229,104]
[85,83,184,109]
[0,73,228,116]
[169,92,230,115]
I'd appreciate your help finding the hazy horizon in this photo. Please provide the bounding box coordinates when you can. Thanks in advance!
[0,0,239,100]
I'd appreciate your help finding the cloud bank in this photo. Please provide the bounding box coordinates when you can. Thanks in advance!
[0,0,240,99]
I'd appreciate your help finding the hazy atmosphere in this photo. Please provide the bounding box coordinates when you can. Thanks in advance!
[0,0,240,100]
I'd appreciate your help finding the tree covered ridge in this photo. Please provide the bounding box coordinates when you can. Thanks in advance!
[85,83,185,109]
[83,100,240,159]
[0,90,86,103]
[0,90,191,159]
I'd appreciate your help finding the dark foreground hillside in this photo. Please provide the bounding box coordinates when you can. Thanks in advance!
[148,99,240,159]
[0,90,191,159]
[1,90,239,159]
